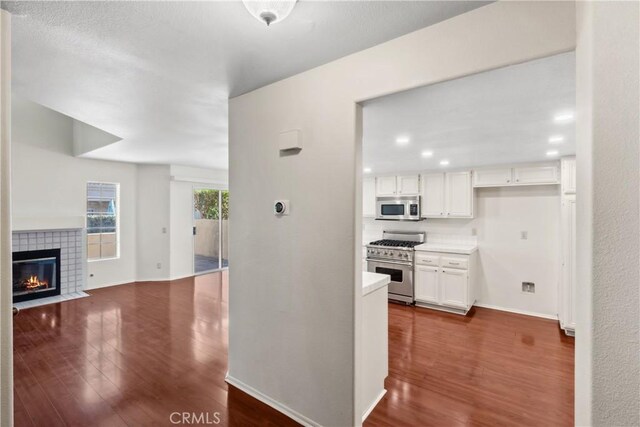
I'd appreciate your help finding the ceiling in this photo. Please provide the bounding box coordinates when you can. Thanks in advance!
[362,51,576,175]
[3,1,489,170]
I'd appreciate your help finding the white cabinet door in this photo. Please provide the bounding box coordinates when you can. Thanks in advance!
[362,177,376,217]
[561,157,576,195]
[446,171,473,217]
[513,165,559,185]
[473,168,513,187]
[561,197,577,330]
[421,173,445,217]
[376,176,397,196]
[440,268,468,309]
[415,265,439,304]
[397,175,420,195]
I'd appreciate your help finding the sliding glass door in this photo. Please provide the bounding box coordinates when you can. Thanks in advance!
[193,188,229,274]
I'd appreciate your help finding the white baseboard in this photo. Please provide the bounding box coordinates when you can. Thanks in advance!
[362,389,386,422]
[474,303,558,320]
[225,374,320,427]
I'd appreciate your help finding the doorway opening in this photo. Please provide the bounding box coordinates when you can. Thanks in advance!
[193,187,229,274]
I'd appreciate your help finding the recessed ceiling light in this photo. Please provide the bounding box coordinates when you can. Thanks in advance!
[396,137,410,146]
[554,112,574,122]
[421,151,433,158]
[546,150,559,157]
[439,160,450,166]
[548,135,565,144]
[363,167,372,173]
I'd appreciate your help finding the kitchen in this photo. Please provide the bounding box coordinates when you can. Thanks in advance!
[359,51,576,423]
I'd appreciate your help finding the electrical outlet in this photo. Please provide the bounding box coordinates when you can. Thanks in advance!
[157,262,162,270]
[522,282,535,293]
[521,231,528,240]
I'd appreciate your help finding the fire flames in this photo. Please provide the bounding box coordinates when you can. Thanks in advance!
[23,275,48,291]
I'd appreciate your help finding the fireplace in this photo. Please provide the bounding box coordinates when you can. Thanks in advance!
[13,249,61,303]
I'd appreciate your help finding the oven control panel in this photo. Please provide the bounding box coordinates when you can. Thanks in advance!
[366,247,413,262]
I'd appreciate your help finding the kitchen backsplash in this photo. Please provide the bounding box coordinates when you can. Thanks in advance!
[363,217,478,246]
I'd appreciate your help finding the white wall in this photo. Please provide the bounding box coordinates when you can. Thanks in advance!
[136,164,170,281]
[364,185,561,318]
[576,2,640,425]
[0,9,12,426]
[228,2,575,425]
[12,96,138,289]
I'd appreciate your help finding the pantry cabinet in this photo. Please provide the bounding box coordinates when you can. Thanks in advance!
[421,171,473,218]
[375,175,420,196]
[559,156,576,336]
[414,251,477,315]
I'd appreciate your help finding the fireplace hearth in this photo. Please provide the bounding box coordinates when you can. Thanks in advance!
[13,249,61,303]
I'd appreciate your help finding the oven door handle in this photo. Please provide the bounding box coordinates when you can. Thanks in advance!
[367,258,412,267]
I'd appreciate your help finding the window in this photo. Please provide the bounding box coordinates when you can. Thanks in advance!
[87,182,119,261]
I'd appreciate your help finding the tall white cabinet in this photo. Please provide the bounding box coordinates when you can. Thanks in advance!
[559,157,576,336]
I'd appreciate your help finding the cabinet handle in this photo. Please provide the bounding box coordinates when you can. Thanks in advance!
[507,179,510,183]
[516,179,519,182]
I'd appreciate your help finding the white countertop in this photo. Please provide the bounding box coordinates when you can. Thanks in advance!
[414,242,478,255]
[362,272,390,296]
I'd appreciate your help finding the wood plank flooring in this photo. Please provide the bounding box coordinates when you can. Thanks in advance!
[365,305,574,427]
[13,273,573,426]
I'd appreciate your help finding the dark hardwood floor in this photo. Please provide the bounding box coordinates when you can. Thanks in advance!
[13,273,573,426]
[365,305,574,427]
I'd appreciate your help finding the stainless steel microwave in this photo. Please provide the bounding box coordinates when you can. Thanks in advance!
[375,195,422,221]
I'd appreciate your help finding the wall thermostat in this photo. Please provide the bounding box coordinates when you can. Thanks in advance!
[274,200,289,215]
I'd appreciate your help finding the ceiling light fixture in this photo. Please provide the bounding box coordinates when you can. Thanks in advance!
[396,137,410,146]
[242,0,297,26]
[363,167,372,173]
[554,112,574,122]
[421,151,433,158]
[548,135,565,144]
[439,160,450,166]
[546,150,559,157]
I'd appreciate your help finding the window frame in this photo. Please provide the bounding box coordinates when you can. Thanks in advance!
[86,181,120,262]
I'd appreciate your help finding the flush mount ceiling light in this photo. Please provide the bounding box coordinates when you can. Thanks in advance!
[439,160,450,166]
[554,112,575,122]
[421,151,433,158]
[242,0,297,26]
[546,150,559,157]
[396,137,410,146]
[548,135,565,144]
[363,167,372,173]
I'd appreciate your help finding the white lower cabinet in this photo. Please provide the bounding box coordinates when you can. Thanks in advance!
[414,251,476,315]
[414,265,439,304]
[440,268,467,309]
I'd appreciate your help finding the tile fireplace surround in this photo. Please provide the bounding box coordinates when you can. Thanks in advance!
[12,229,85,295]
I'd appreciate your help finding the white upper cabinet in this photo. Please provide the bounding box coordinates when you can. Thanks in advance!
[362,177,376,217]
[513,165,559,185]
[397,175,420,195]
[561,157,576,195]
[473,168,513,187]
[375,176,397,196]
[446,171,473,217]
[375,174,420,196]
[473,163,559,187]
[421,173,445,217]
[421,171,473,218]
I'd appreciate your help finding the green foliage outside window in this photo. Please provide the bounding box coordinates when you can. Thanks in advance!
[194,189,229,220]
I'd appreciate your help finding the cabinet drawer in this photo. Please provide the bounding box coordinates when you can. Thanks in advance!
[415,254,439,266]
[441,257,468,270]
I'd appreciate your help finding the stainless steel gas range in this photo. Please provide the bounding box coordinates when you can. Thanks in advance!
[366,230,425,304]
